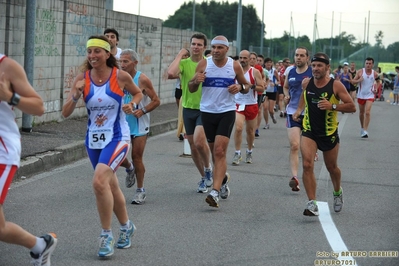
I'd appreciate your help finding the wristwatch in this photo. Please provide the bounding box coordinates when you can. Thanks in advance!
[240,84,246,92]
[332,104,337,110]
[8,92,20,106]
[141,107,147,114]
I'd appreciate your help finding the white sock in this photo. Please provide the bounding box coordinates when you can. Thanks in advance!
[30,237,46,255]
[101,229,112,236]
[128,162,134,171]
[120,220,130,230]
[204,166,212,172]
[247,149,253,153]
[235,150,241,154]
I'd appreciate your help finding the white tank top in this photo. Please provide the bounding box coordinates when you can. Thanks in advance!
[235,67,257,105]
[200,57,236,113]
[357,68,375,99]
[0,54,21,166]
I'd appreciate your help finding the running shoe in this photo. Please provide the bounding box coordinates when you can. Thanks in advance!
[179,133,184,141]
[271,115,277,124]
[98,234,114,257]
[333,189,344,213]
[116,221,136,249]
[206,189,220,208]
[30,233,58,266]
[245,151,252,164]
[204,169,213,187]
[232,152,242,165]
[289,176,300,192]
[361,130,368,138]
[131,189,146,204]
[279,111,284,118]
[125,167,136,188]
[263,124,270,129]
[220,173,231,199]
[255,129,259,137]
[197,178,208,193]
[303,200,319,216]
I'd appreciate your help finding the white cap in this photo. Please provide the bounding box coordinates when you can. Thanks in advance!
[343,62,349,66]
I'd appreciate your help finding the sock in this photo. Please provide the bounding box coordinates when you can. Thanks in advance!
[30,237,46,255]
[101,229,112,236]
[128,162,134,171]
[235,150,241,154]
[333,187,342,196]
[120,220,130,230]
[246,149,252,153]
[204,166,212,172]
[137,187,145,192]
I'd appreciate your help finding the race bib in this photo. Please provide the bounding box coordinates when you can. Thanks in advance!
[88,128,113,149]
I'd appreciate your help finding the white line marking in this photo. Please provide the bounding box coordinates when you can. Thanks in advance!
[317,113,359,265]
[318,202,358,265]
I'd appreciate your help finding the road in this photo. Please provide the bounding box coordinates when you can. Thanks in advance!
[1,100,398,266]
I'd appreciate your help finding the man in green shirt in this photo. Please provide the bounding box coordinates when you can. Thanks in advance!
[167,33,213,193]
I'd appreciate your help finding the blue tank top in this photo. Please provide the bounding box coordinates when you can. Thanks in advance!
[286,66,313,114]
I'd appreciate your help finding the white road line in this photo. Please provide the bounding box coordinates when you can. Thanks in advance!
[317,113,359,265]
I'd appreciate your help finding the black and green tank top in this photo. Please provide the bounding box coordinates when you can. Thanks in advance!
[303,77,339,137]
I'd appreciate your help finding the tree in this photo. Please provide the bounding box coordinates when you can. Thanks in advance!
[375,31,384,48]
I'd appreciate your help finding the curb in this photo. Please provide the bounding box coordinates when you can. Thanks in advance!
[15,119,178,181]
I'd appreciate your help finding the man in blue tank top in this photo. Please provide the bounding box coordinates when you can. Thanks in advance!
[283,47,312,193]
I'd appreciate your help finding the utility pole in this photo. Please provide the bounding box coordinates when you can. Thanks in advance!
[260,0,264,55]
[22,0,36,132]
[192,0,196,31]
[236,0,242,53]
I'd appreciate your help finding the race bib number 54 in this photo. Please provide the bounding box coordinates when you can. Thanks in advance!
[89,128,113,149]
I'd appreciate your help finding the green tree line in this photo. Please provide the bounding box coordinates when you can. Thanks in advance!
[163,1,399,68]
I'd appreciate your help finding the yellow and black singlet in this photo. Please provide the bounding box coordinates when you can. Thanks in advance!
[302,77,339,137]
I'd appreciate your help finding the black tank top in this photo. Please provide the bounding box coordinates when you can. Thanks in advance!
[303,77,339,137]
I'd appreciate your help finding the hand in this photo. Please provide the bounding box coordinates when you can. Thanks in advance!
[194,72,206,85]
[74,79,85,98]
[292,112,301,122]
[0,72,12,102]
[228,84,241,94]
[317,98,331,110]
[122,103,134,115]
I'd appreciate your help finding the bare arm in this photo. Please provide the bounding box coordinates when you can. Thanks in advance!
[252,68,265,93]
[61,72,85,118]
[188,59,207,93]
[351,69,364,84]
[119,70,143,114]
[167,49,187,79]
[232,60,251,94]
[0,57,44,116]
[283,71,290,103]
[132,73,160,118]
[332,80,356,113]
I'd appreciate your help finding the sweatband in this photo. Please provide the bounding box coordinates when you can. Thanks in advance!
[86,39,111,52]
[211,39,229,47]
[311,57,329,65]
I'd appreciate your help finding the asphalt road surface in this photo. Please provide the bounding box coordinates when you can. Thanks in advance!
[1,100,398,266]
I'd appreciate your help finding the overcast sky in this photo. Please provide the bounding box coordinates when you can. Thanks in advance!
[113,0,399,47]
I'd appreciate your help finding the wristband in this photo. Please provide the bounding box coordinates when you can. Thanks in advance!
[72,94,79,103]
[142,107,147,114]
[131,102,137,109]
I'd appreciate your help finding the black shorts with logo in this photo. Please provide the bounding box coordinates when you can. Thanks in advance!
[302,129,340,152]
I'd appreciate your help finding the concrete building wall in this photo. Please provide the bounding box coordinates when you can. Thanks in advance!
[1,0,226,127]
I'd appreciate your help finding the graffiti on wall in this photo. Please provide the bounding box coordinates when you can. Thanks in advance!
[67,5,101,56]
[64,66,80,89]
[23,8,60,56]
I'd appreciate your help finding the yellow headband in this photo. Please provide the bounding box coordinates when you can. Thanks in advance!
[86,39,111,52]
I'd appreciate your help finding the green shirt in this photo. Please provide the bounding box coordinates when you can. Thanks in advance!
[179,57,203,110]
